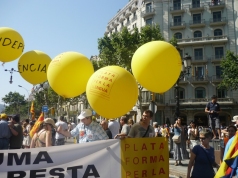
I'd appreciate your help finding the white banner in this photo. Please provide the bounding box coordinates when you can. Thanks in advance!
[0,139,121,178]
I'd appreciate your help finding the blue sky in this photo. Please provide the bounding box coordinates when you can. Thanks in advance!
[0,0,128,104]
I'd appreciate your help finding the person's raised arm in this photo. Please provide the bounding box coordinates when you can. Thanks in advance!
[57,125,72,137]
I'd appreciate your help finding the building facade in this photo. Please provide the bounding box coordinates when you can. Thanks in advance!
[105,0,238,126]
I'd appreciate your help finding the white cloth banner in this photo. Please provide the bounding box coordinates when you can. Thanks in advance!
[0,139,121,178]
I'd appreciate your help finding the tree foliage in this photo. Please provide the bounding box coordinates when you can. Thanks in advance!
[218,51,238,90]
[2,92,28,117]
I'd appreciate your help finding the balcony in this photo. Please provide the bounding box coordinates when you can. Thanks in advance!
[189,3,205,12]
[112,22,119,28]
[131,2,138,12]
[177,35,228,46]
[191,56,209,65]
[119,15,125,22]
[125,9,131,18]
[189,76,210,84]
[131,16,137,22]
[170,21,186,30]
[189,19,206,28]
[211,75,222,83]
[169,98,235,105]
[141,97,164,106]
[141,8,155,19]
[210,55,224,64]
[209,17,227,27]
[170,5,185,15]
[208,1,225,10]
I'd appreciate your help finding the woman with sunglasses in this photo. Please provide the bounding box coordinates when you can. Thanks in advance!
[30,118,56,148]
[187,129,219,178]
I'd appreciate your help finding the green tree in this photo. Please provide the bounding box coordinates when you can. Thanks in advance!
[2,92,28,117]
[218,51,238,90]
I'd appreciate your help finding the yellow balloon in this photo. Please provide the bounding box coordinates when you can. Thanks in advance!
[18,50,51,85]
[86,66,138,118]
[47,52,94,98]
[0,27,24,62]
[131,41,182,93]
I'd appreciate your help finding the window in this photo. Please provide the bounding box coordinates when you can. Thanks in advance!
[193,14,201,24]
[174,32,182,39]
[195,67,205,79]
[194,31,202,38]
[194,48,203,60]
[215,47,224,59]
[214,29,222,36]
[133,23,137,29]
[174,87,185,99]
[121,22,124,27]
[213,11,221,22]
[127,17,130,23]
[133,12,136,17]
[146,3,152,13]
[173,0,181,10]
[216,66,222,78]
[146,18,152,26]
[174,16,182,26]
[195,87,206,98]
[217,88,227,98]
[192,0,200,8]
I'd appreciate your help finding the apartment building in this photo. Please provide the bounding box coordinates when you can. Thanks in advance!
[105,0,238,126]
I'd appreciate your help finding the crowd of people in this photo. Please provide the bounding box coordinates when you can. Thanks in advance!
[0,94,238,177]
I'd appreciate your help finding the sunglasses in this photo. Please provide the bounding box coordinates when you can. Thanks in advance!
[199,137,207,140]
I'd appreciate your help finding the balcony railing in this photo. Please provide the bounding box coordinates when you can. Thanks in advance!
[170,98,235,105]
[189,3,205,11]
[210,17,226,23]
[211,75,222,82]
[189,19,205,25]
[141,8,155,18]
[208,1,225,10]
[170,21,186,27]
[177,35,228,46]
[189,76,210,82]
[193,55,204,60]
[171,3,182,10]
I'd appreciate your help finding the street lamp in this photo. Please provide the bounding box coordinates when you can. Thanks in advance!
[174,53,192,120]
[18,85,30,118]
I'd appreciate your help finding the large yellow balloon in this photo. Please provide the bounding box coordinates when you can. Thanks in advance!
[131,41,182,93]
[47,52,94,98]
[0,27,24,62]
[86,66,138,118]
[18,50,51,85]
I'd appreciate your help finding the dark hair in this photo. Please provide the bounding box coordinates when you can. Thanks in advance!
[12,114,20,123]
[228,125,237,132]
[211,95,217,99]
[200,129,213,139]
[25,119,29,124]
[144,109,153,117]
[59,116,64,121]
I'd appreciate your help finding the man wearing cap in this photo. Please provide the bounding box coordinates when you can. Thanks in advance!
[58,109,108,143]
[205,95,221,139]
[0,113,12,149]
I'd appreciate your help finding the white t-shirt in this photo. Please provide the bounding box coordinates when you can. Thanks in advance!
[108,120,120,138]
[55,121,68,139]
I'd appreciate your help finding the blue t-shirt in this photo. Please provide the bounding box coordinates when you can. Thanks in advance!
[191,145,215,178]
[206,102,220,118]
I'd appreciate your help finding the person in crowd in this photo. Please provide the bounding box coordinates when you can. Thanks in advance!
[128,118,134,128]
[9,114,23,149]
[220,125,237,163]
[114,116,130,138]
[187,129,219,178]
[0,113,11,150]
[127,109,155,138]
[55,116,68,146]
[108,118,120,138]
[153,122,161,137]
[67,122,72,139]
[188,121,199,151]
[161,124,169,138]
[100,119,112,139]
[30,118,56,148]
[173,117,188,166]
[57,109,108,143]
[22,119,31,149]
[51,119,57,146]
[205,95,221,139]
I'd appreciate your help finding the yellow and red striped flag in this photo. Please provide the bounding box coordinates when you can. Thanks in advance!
[30,101,35,121]
[29,112,44,138]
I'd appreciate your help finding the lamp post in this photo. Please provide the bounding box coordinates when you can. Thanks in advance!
[174,53,192,120]
[18,85,30,118]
